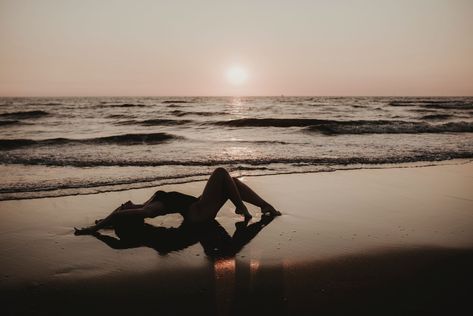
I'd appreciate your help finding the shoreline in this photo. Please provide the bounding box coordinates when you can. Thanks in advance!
[1,163,472,315]
[1,158,471,201]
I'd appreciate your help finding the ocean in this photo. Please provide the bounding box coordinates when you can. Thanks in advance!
[0,96,472,200]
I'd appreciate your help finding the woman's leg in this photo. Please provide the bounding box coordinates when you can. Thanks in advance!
[232,177,281,215]
[75,204,123,234]
[232,177,268,207]
[190,167,251,222]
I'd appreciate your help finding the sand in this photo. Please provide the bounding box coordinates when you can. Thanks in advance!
[1,162,472,315]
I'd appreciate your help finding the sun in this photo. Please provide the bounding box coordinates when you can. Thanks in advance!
[225,66,248,86]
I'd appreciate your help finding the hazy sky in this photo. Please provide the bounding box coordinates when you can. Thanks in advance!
[1,0,472,96]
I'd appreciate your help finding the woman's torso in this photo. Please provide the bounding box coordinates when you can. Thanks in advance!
[152,190,199,217]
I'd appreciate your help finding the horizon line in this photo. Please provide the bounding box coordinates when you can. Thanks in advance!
[1,95,472,98]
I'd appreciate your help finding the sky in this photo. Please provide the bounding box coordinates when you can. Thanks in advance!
[0,0,472,96]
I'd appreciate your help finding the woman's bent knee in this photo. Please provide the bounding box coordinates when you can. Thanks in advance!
[213,167,227,175]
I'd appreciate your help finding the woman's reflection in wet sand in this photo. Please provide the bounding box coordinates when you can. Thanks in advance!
[91,214,276,259]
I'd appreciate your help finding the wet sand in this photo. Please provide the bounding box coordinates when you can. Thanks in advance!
[1,163,472,315]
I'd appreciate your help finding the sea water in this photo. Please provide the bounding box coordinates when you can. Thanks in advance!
[0,96,472,200]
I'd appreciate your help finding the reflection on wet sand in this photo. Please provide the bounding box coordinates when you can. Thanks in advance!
[92,213,276,259]
[214,258,235,316]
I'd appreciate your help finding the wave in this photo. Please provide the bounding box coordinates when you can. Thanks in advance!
[409,108,438,113]
[100,103,146,108]
[0,132,181,150]
[0,120,22,126]
[214,118,473,134]
[0,110,49,119]
[421,114,453,120]
[162,100,190,104]
[116,119,192,126]
[170,109,224,117]
[165,103,184,108]
[26,102,62,106]
[0,171,212,196]
[215,118,330,127]
[389,100,473,109]
[306,120,473,135]
[92,133,181,144]
[229,140,290,145]
[424,103,473,110]
[107,114,130,119]
[1,152,471,168]
[2,158,471,201]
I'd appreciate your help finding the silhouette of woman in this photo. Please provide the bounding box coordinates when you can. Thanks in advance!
[74,167,280,235]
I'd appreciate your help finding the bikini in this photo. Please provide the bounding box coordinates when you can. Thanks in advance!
[152,190,199,217]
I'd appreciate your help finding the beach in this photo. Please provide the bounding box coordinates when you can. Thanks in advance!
[2,0,473,314]
[1,162,472,315]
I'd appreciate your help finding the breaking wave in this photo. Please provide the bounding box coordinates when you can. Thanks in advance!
[1,152,471,168]
[389,100,473,109]
[214,118,473,134]
[215,118,331,127]
[0,120,22,126]
[307,121,473,135]
[170,109,224,117]
[116,118,193,126]
[421,114,453,120]
[0,132,182,150]
[99,103,147,108]
[0,110,49,119]
[162,100,190,104]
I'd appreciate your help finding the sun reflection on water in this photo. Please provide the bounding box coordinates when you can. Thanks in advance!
[228,97,247,116]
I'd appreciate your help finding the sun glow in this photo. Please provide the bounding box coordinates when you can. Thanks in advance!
[225,66,248,86]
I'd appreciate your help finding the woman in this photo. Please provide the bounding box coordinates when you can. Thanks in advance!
[74,167,280,234]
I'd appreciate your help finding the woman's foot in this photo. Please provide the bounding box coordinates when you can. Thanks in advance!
[261,204,281,216]
[235,219,249,231]
[121,201,134,209]
[235,206,253,220]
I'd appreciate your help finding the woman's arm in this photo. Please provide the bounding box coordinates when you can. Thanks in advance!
[74,201,165,235]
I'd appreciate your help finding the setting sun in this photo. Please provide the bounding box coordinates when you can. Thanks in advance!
[225,66,248,86]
